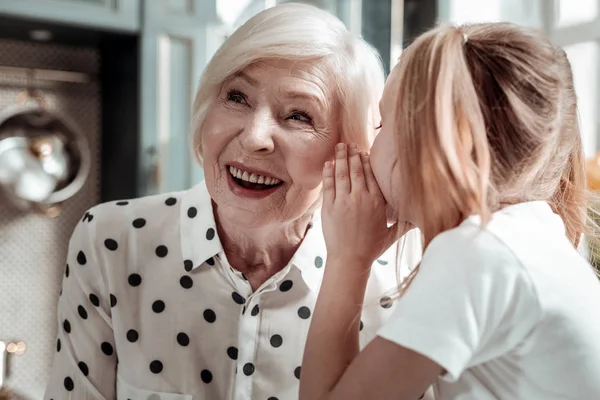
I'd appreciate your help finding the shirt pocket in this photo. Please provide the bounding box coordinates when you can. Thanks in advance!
[117,374,193,400]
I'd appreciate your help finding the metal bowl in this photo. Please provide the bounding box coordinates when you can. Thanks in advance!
[0,105,91,206]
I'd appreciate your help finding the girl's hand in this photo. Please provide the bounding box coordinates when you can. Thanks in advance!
[322,143,408,267]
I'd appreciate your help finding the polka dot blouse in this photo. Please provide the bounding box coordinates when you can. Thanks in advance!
[44,182,422,400]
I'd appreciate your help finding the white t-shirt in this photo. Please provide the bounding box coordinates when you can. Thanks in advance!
[378,201,600,399]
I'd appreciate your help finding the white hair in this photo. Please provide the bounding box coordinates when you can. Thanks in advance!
[191,2,385,160]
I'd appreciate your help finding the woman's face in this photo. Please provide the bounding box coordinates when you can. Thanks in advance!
[370,65,409,223]
[202,60,338,227]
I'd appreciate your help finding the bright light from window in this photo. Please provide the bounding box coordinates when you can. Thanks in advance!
[217,0,253,28]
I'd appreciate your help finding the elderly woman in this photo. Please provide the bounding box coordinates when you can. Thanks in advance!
[44,3,421,400]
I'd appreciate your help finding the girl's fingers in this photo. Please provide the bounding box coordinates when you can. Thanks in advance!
[348,143,366,192]
[334,143,351,195]
[323,161,335,204]
[361,152,379,194]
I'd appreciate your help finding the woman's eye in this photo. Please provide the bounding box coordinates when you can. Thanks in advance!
[287,110,313,124]
[226,89,247,105]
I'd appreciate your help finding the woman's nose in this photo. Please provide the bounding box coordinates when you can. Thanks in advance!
[238,110,276,154]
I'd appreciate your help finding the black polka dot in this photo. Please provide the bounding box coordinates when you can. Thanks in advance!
[149,360,163,374]
[314,256,323,268]
[180,275,193,289]
[270,334,283,348]
[89,293,99,307]
[165,197,177,206]
[152,300,165,313]
[155,245,168,257]
[205,257,215,266]
[78,361,89,376]
[126,329,139,342]
[128,273,142,287]
[77,305,88,319]
[187,207,197,218]
[200,369,213,383]
[242,305,246,315]
[64,376,74,391]
[56,338,61,352]
[298,306,311,319]
[227,346,238,360]
[243,362,255,376]
[360,320,364,331]
[110,294,117,307]
[294,366,302,379]
[104,239,118,251]
[203,309,216,323]
[251,304,259,316]
[132,218,146,228]
[376,259,388,265]
[116,201,129,206]
[380,296,393,309]
[184,259,193,272]
[279,280,293,292]
[63,319,71,333]
[206,228,215,240]
[101,342,113,356]
[232,292,246,305]
[77,251,87,265]
[268,398,279,400]
[65,264,69,278]
[177,332,190,347]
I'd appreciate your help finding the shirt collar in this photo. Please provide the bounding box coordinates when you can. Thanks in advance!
[179,181,329,291]
[289,208,328,293]
[180,181,223,270]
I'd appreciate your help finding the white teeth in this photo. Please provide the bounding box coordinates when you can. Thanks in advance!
[228,165,281,186]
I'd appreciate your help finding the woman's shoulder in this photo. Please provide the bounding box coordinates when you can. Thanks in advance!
[86,191,184,225]
[78,184,207,243]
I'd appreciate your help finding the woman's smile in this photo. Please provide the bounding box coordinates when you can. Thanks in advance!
[225,162,285,199]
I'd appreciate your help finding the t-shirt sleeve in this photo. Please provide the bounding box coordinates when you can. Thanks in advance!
[377,223,541,381]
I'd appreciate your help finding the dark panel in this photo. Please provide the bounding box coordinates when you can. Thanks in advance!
[362,0,392,74]
[403,0,438,48]
[99,33,140,202]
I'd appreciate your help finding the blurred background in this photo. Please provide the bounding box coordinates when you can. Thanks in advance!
[0,0,598,398]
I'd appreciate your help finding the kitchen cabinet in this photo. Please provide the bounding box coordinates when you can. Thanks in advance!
[0,0,140,32]
[138,0,220,195]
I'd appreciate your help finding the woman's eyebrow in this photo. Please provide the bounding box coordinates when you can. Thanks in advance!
[230,71,259,86]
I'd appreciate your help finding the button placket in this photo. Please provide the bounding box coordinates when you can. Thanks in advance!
[233,293,262,400]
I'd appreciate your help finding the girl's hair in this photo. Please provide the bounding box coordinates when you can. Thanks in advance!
[190,3,385,159]
[393,22,599,292]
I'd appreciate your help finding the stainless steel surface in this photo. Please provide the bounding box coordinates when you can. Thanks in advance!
[0,105,92,208]
[0,38,100,400]
[0,66,92,84]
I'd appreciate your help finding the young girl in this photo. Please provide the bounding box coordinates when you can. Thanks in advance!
[299,23,600,400]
